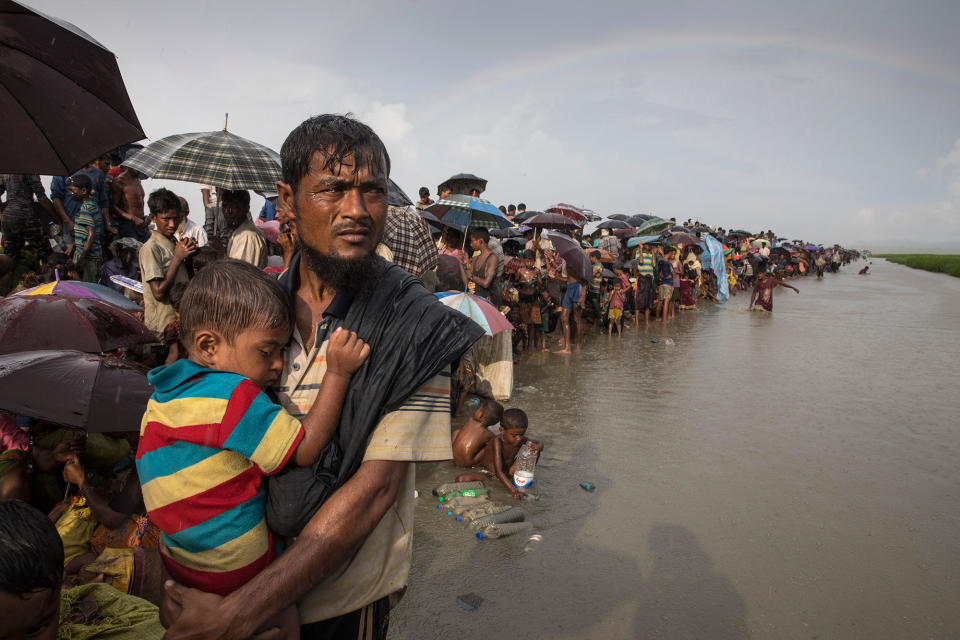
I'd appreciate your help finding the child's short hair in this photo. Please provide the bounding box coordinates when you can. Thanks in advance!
[590,251,601,260]
[66,173,92,194]
[179,258,293,347]
[191,246,220,272]
[501,408,528,432]
[147,188,182,216]
[522,250,536,261]
[477,398,503,426]
[0,501,64,595]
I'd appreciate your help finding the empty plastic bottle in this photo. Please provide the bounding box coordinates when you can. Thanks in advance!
[476,521,534,539]
[470,506,525,529]
[437,488,489,501]
[523,532,543,552]
[432,481,485,497]
[513,442,538,488]
[460,503,511,521]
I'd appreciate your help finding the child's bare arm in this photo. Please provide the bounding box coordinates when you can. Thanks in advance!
[491,438,523,499]
[294,328,370,467]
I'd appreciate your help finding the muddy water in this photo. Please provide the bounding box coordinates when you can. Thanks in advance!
[389,259,960,640]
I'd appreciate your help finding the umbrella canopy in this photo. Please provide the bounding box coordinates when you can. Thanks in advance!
[418,209,459,232]
[691,225,714,235]
[0,295,154,355]
[0,350,152,433]
[123,128,281,192]
[434,292,512,336]
[0,1,145,175]
[635,217,672,236]
[490,227,525,238]
[525,213,582,230]
[438,173,487,196]
[425,195,512,230]
[751,238,771,248]
[606,214,629,221]
[511,210,540,224]
[387,179,414,207]
[16,279,142,312]
[542,230,591,281]
[667,231,700,246]
[597,219,631,230]
[804,244,819,251]
[627,234,666,248]
[382,206,438,278]
[544,203,588,223]
[627,214,654,226]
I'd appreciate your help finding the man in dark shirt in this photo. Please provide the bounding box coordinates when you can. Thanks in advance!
[1,174,55,263]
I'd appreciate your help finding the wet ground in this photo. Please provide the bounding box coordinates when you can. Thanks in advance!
[389,259,960,639]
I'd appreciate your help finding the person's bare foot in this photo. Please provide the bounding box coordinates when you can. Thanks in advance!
[573,345,581,352]
[554,347,572,354]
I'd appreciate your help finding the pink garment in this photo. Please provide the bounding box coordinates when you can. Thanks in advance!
[0,414,29,451]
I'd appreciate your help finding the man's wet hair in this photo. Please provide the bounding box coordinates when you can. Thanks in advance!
[0,501,64,595]
[418,187,429,198]
[517,203,526,211]
[507,204,516,212]
[501,408,528,432]
[477,398,504,426]
[281,114,390,194]
[221,189,250,209]
[470,227,490,244]
[147,188,182,215]
[180,258,293,346]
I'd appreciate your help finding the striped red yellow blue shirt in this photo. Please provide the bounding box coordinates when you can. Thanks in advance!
[135,359,303,596]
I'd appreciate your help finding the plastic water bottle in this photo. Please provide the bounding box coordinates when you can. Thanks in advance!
[433,481,485,496]
[475,521,534,539]
[470,506,525,530]
[513,442,537,488]
[524,532,543,552]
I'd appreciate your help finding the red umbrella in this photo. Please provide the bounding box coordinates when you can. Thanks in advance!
[0,295,155,355]
[545,203,587,223]
[0,350,152,433]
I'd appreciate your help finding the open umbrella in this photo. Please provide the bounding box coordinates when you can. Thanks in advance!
[434,292,512,336]
[542,230,591,281]
[597,219,631,230]
[525,213,582,230]
[511,210,540,224]
[438,173,487,197]
[606,214,629,221]
[627,214,654,226]
[0,350,152,433]
[425,194,512,230]
[0,295,154,354]
[635,217,671,236]
[387,179,414,207]
[544,203,588,224]
[667,231,701,246]
[751,238,771,248]
[627,234,666,248]
[123,125,281,192]
[0,1,145,175]
[15,279,141,312]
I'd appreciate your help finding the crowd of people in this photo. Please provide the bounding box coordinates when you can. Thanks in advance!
[0,113,862,640]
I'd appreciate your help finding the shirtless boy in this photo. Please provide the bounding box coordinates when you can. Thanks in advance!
[111,166,150,241]
[455,407,542,500]
[451,398,503,467]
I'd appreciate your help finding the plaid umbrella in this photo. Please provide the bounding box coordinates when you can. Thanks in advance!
[383,205,438,277]
[122,128,281,192]
[425,194,512,230]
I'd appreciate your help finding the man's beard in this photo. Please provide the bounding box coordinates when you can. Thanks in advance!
[298,235,380,295]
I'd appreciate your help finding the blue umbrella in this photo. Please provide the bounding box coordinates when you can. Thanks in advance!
[627,234,667,248]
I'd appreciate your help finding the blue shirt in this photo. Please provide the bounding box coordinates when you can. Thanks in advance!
[50,168,109,223]
[258,199,276,222]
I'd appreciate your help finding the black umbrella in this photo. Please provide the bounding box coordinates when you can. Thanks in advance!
[525,213,581,230]
[597,219,631,230]
[0,0,145,174]
[512,210,540,223]
[606,214,629,221]
[0,350,152,433]
[627,214,653,226]
[438,173,487,196]
[387,179,413,207]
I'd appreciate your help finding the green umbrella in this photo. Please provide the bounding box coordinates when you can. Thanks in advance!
[751,238,771,248]
[635,217,671,236]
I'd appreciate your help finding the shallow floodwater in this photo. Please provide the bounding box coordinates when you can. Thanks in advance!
[389,259,960,640]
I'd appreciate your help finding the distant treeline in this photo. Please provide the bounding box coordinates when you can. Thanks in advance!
[878,254,960,278]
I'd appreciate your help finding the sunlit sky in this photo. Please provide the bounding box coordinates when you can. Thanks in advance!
[27,0,960,247]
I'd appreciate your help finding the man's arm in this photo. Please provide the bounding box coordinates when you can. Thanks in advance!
[778,280,799,294]
[162,459,407,640]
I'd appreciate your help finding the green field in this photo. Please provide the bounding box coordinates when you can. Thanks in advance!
[877,254,960,278]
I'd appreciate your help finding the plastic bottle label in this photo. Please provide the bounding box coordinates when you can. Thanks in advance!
[513,470,534,487]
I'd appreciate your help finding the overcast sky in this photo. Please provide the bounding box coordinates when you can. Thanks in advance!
[28,0,960,246]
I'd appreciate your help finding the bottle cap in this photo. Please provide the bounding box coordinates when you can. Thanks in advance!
[476,532,484,539]
[455,516,462,521]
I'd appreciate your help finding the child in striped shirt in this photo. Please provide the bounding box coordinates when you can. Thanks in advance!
[136,259,369,638]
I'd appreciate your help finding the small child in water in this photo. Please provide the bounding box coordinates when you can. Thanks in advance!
[453,404,543,500]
